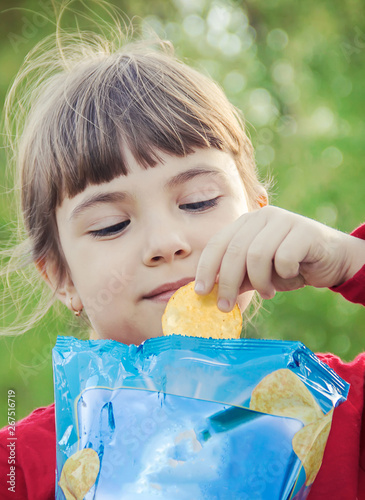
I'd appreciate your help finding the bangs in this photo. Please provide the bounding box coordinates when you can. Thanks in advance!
[46,51,232,205]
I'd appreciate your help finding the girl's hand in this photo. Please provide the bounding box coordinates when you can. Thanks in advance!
[194,206,365,311]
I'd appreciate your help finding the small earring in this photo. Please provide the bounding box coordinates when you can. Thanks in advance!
[257,195,268,208]
[69,297,83,317]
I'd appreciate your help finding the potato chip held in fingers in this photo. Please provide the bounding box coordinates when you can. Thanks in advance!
[59,448,100,500]
[162,281,242,339]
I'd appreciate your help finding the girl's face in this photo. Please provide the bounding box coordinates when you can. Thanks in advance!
[54,147,253,344]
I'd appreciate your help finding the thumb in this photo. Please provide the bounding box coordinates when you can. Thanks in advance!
[239,270,305,297]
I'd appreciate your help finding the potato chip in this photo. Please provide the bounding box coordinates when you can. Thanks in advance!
[59,448,100,500]
[58,478,76,500]
[292,409,333,485]
[162,281,242,339]
[249,368,324,426]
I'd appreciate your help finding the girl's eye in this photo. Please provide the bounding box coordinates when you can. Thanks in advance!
[179,197,220,212]
[89,220,130,239]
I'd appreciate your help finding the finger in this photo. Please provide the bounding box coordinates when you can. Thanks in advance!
[238,262,305,296]
[238,274,254,294]
[274,226,310,280]
[215,215,268,310]
[245,222,293,299]
[195,215,247,295]
[271,269,306,292]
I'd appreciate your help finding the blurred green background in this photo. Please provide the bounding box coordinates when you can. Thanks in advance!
[0,0,364,427]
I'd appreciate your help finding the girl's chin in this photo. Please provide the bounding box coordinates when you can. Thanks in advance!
[95,328,164,345]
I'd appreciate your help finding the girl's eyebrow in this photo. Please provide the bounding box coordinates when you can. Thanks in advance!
[69,191,131,221]
[165,166,227,190]
[69,166,226,222]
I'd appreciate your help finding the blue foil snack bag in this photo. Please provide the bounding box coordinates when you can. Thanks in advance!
[52,335,349,499]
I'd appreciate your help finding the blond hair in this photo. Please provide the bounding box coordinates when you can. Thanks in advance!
[2,18,264,335]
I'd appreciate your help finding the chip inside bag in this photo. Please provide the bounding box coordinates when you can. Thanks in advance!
[53,282,349,499]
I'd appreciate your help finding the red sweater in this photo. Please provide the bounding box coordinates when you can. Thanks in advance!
[1,224,364,500]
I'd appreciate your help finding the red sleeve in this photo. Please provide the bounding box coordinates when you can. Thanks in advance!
[308,352,365,500]
[0,404,56,500]
[313,227,365,500]
[330,223,365,306]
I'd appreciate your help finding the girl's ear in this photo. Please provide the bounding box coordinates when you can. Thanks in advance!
[35,257,83,313]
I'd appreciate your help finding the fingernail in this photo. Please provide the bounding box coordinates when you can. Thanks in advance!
[194,281,205,293]
[218,298,231,312]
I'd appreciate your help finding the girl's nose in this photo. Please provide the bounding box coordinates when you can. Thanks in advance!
[142,220,192,266]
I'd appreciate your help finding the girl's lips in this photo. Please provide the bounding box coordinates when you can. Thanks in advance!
[145,289,180,303]
[143,277,194,302]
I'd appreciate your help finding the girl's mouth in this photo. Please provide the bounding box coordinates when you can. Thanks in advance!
[143,277,195,303]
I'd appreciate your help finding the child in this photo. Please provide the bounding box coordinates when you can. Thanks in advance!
[0,25,364,500]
